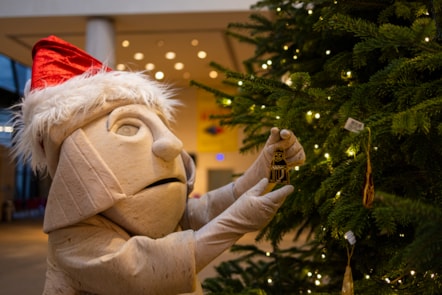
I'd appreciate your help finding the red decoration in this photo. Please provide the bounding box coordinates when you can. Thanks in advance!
[31,35,112,90]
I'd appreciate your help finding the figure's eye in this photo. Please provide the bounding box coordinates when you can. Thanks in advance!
[116,124,140,136]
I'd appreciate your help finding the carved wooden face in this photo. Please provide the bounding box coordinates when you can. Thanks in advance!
[82,104,188,238]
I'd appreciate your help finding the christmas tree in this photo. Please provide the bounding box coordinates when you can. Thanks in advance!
[191,0,442,294]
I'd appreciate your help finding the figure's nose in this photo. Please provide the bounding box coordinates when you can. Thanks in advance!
[152,130,183,162]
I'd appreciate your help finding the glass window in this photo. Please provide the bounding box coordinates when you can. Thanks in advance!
[0,53,31,96]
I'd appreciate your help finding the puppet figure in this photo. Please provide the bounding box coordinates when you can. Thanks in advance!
[12,35,305,295]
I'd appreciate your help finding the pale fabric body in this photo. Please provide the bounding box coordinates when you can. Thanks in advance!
[45,216,203,295]
[42,105,239,294]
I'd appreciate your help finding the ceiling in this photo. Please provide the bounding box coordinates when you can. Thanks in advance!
[0,11,267,87]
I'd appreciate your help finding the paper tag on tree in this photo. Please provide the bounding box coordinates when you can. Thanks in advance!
[269,148,290,184]
[344,231,356,245]
[344,118,364,133]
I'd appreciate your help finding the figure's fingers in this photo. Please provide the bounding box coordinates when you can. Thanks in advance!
[263,184,294,206]
[244,178,269,197]
[266,127,281,145]
[285,144,306,166]
[275,129,297,150]
[280,129,292,140]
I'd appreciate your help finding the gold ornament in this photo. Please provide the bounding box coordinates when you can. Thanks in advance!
[363,128,374,208]
[269,148,290,184]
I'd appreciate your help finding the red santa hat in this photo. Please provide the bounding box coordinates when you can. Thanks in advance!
[13,35,180,175]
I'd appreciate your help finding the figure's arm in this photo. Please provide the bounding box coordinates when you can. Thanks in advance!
[181,183,235,230]
[194,178,293,272]
[182,128,305,230]
[46,216,197,295]
[47,180,292,295]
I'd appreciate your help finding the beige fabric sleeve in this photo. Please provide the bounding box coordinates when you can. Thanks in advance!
[45,216,198,295]
[181,183,236,230]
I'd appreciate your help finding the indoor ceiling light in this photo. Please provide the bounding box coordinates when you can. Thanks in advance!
[116,64,126,71]
[197,50,207,59]
[191,39,199,46]
[155,71,164,80]
[165,51,176,60]
[174,62,184,70]
[145,63,155,71]
[122,40,130,47]
[209,70,218,79]
[134,52,144,60]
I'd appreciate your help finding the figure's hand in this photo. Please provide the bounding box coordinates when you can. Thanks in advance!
[233,127,305,198]
[194,178,293,271]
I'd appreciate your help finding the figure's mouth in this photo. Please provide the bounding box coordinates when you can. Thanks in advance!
[145,178,182,189]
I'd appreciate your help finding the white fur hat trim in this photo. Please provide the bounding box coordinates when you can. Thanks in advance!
[12,70,180,174]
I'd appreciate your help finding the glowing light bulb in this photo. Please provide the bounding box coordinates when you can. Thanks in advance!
[165,51,176,60]
[191,39,199,46]
[154,71,164,80]
[134,52,144,60]
[145,63,155,71]
[221,98,232,106]
[216,153,225,161]
[174,62,184,70]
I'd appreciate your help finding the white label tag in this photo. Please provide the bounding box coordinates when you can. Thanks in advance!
[344,118,364,133]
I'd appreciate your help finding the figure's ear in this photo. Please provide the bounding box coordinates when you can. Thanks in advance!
[181,151,196,195]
